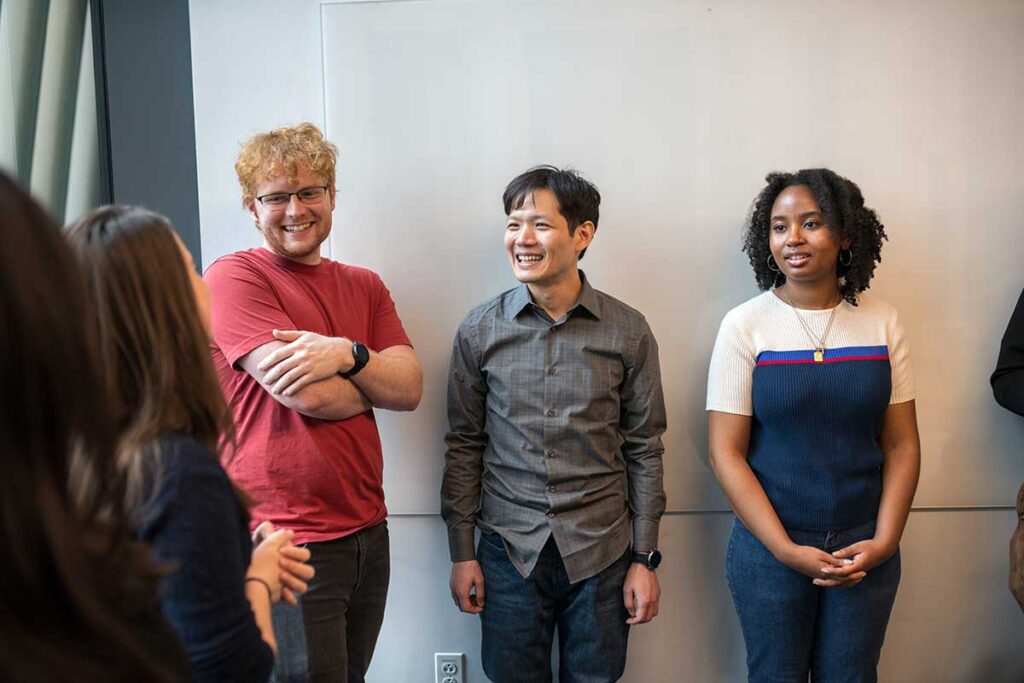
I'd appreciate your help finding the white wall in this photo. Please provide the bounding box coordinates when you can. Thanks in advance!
[190,1,1024,680]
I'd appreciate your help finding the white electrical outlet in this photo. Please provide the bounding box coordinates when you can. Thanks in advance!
[434,652,464,683]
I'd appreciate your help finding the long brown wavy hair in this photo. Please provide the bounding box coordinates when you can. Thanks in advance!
[64,206,235,510]
[0,174,184,681]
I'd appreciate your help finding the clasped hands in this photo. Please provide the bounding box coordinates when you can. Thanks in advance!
[782,538,896,589]
[250,521,316,605]
[258,329,354,396]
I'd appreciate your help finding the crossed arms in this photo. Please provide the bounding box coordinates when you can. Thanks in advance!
[239,328,422,419]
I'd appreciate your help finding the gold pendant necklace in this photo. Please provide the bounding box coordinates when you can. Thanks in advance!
[778,286,840,363]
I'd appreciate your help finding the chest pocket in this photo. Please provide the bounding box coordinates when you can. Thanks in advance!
[560,345,624,425]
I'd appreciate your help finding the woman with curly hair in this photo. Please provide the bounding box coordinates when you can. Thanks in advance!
[65,206,315,682]
[706,168,921,681]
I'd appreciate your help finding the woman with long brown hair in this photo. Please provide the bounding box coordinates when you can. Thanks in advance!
[66,205,314,682]
[0,173,188,681]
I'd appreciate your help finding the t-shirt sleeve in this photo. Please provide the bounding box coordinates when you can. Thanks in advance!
[205,256,294,367]
[887,307,916,404]
[706,309,756,416]
[368,273,413,351]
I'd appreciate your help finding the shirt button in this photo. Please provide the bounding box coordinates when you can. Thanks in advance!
[548,486,556,492]
[548,367,557,375]
[547,511,555,517]
[547,449,555,458]
[546,409,556,417]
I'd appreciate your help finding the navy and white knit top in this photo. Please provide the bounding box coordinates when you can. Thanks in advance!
[706,291,915,532]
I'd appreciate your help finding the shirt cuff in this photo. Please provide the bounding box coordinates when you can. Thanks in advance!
[632,518,660,553]
[448,527,477,562]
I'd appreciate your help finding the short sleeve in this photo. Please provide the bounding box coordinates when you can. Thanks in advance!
[887,307,916,404]
[368,274,413,352]
[205,255,294,366]
[706,310,756,416]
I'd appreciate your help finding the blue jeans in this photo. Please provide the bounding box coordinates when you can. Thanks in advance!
[477,532,630,683]
[271,521,390,683]
[725,518,900,683]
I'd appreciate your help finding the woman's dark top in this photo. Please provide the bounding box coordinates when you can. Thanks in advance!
[993,286,1024,416]
[135,433,273,683]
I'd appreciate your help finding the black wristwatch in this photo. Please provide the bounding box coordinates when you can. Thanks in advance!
[340,340,369,378]
[631,548,662,571]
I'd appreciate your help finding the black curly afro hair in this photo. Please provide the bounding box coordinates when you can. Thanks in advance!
[742,168,887,306]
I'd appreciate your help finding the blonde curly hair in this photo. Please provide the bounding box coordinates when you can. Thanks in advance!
[235,122,338,207]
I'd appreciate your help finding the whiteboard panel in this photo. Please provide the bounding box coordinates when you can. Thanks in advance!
[321,0,1024,513]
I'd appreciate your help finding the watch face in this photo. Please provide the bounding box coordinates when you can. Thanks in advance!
[649,549,662,570]
[353,341,370,364]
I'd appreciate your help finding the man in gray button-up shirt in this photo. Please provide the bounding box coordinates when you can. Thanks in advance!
[441,166,666,682]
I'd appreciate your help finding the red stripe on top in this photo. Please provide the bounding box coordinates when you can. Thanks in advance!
[757,354,889,366]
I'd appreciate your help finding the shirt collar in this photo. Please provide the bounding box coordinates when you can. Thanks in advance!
[507,271,602,321]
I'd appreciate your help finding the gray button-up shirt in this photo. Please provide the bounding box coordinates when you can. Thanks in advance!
[441,273,666,583]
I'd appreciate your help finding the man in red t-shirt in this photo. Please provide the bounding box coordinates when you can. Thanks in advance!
[205,122,422,683]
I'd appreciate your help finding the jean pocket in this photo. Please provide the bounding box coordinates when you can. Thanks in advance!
[479,531,506,552]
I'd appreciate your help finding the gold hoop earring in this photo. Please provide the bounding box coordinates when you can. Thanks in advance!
[839,249,853,267]
[767,254,781,272]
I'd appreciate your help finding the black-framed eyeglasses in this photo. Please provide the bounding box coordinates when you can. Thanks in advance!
[256,185,330,208]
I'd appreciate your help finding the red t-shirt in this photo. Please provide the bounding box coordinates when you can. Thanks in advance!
[205,248,412,543]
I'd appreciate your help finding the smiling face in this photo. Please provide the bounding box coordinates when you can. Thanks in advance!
[247,165,335,265]
[504,188,593,289]
[769,184,850,287]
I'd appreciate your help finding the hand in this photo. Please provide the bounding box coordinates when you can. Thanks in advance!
[248,528,295,602]
[450,561,485,614]
[278,543,315,605]
[819,538,897,588]
[779,544,856,587]
[257,329,350,396]
[623,563,660,625]
[250,522,315,605]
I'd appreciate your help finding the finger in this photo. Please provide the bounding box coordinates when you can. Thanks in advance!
[281,587,298,605]
[832,542,866,559]
[458,589,479,613]
[280,572,309,594]
[264,528,295,548]
[623,588,636,618]
[273,329,303,342]
[820,553,847,567]
[626,600,649,625]
[263,355,298,384]
[266,355,304,388]
[272,367,307,395]
[280,545,311,562]
[258,345,295,372]
[814,571,867,588]
[280,557,315,580]
[823,559,860,577]
[282,371,318,397]
[474,576,485,608]
[813,578,846,587]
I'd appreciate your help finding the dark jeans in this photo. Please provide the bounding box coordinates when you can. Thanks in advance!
[477,532,630,683]
[271,521,390,683]
[725,518,900,683]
